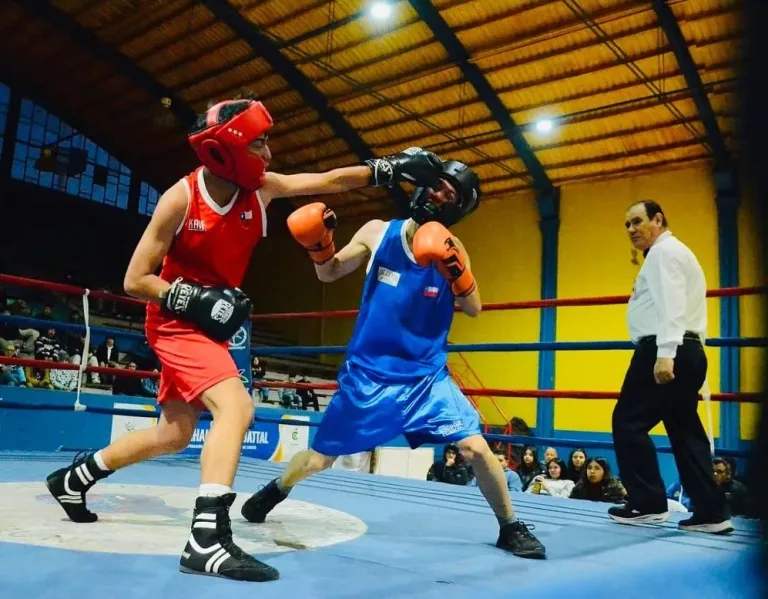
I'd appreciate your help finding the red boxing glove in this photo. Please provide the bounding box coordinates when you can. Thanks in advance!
[286,202,337,264]
[413,221,476,297]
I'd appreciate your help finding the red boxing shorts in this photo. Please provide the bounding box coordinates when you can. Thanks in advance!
[146,323,239,410]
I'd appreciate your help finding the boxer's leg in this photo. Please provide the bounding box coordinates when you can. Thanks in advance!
[45,399,198,523]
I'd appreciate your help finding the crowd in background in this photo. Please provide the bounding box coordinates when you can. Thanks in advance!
[426,440,756,520]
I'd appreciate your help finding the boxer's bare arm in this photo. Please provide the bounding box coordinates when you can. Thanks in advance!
[124,181,188,304]
[315,220,386,283]
[260,167,371,203]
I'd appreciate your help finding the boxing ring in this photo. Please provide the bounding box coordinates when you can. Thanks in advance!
[0,273,764,599]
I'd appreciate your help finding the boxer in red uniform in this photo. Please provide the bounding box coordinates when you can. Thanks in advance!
[44,96,446,582]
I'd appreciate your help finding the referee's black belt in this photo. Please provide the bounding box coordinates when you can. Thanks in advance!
[636,331,701,345]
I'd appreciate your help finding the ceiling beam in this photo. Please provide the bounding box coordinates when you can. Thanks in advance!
[407,0,554,196]
[198,0,411,214]
[652,0,730,169]
[29,0,197,129]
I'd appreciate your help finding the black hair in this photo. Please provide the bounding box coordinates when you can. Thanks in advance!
[546,457,568,480]
[630,200,669,227]
[190,90,260,135]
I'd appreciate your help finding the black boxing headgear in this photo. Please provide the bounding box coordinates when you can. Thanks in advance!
[409,160,481,227]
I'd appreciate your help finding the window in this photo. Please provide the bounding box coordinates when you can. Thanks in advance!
[138,181,160,216]
[12,98,131,208]
[0,82,9,159]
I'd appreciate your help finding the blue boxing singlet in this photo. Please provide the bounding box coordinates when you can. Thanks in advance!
[345,219,455,381]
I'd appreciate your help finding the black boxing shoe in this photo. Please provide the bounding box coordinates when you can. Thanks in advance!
[179,493,279,582]
[496,520,546,559]
[241,479,288,524]
[45,452,113,523]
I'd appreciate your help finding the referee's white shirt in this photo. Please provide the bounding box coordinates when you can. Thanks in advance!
[627,231,707,358]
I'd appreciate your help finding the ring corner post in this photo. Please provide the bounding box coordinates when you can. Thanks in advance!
[537,186,560,442]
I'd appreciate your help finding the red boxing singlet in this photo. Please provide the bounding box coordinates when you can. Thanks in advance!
[146,167,267,333]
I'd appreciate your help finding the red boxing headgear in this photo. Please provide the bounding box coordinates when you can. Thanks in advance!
[188,100,273,191]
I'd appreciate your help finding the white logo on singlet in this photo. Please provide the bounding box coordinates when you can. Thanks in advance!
[188,219,206,232]
[377,267,400,287]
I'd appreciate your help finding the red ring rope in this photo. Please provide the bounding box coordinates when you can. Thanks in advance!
[1,274,764,320]
[1,356,759,403]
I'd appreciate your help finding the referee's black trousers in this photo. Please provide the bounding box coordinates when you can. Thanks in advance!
[612,338,725,518]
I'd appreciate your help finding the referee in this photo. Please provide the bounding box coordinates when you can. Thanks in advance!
[608,200,733,535]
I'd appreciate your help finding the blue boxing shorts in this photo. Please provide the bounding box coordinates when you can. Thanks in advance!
[311,361,482,457]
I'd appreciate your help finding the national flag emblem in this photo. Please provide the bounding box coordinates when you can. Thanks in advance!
[240,210,253,221]
[423,286,439,298]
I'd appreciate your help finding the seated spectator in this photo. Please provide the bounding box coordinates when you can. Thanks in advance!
[517,445,543,491]
[35,304,56,321]
[251,356,270,403]
[280,373,302,409]
[526,457,574,498]
[566,448,588,482]
[296,375,320,411]
[96,336,120,385]
[113,362,154,397]
[1,308,39,357]
[470,449,522,492]
[0,343,29,387]
[426,444,471,486]
[141,369,160,397]
[570,457,627,504]
[713,457,752,518]
[25,357,54,390]
[34,327,62,361]
[539,446,558,472]
[49,355,78,391]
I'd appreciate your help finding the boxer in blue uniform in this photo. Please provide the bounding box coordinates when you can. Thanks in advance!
[241,160,546,559]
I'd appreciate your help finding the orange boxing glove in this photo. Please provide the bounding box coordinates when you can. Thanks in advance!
[286,202,337,264]
[413,221,476,297]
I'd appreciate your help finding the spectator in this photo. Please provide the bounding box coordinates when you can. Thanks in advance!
[570,458,627,504]
[35,304,56,321]
[427,444,471,486]
[471,449,522,492]
[280,373,301,409]
[34,327,62,361]
[713,457,752,518]
[566,448,588,482]
[540,446,558,472]
[141,369,160,397]
[96,336,120,384]
[526,457,574,498]
[0,343,28,387]
[113,362,152,397]
[252,357,270,403]
[296,375,320,411]
[1,308,39,357]
[50,355,78,391]
[517,446,542,491]
[26,357,54,390]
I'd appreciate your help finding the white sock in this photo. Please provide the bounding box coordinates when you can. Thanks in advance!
[198,483,231,497]
[93,450,111,472]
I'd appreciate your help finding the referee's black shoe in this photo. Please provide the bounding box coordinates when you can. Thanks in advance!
[608,504,670,525]
[179,493,279,582]
[678,513,734,535]
[45,452,113,523]
[496,521,546,559]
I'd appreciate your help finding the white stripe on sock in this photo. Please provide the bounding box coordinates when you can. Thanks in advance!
[198,483,231,497]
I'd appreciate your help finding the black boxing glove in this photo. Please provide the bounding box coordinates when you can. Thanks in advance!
[163,278,252,342]
[364,147,443,189]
